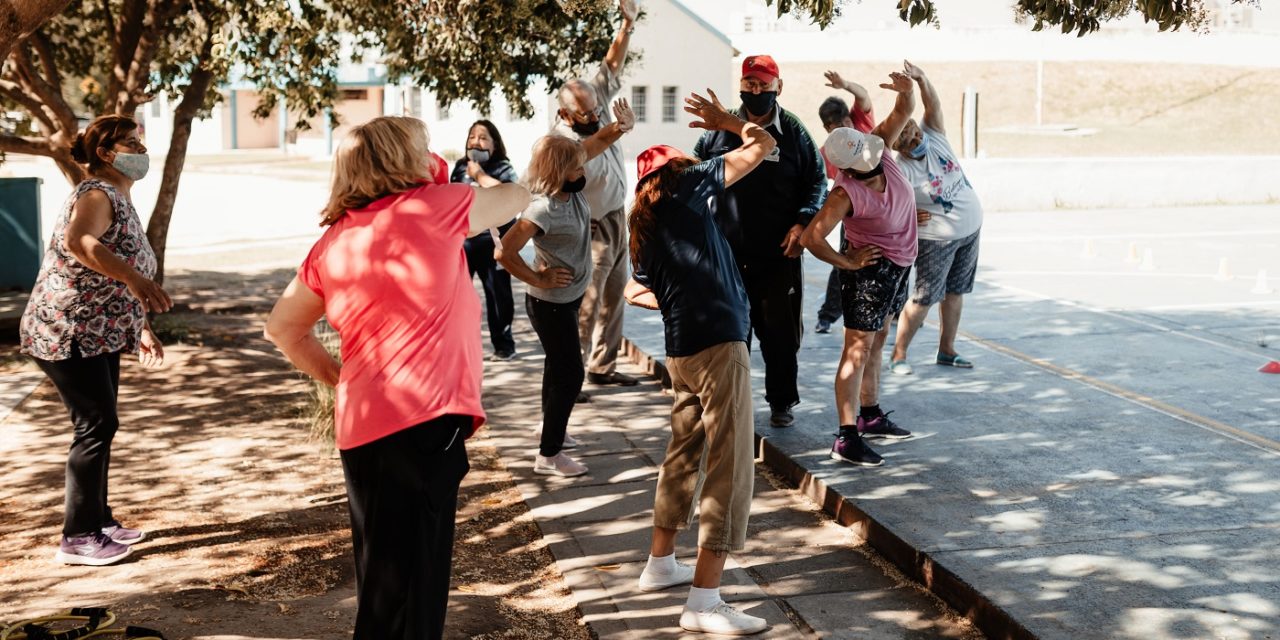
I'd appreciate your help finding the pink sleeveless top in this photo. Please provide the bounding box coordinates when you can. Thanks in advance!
[834,155,918,267]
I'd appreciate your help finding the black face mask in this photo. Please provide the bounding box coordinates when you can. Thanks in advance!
[740,91,777,117]
[570,120,601,136]
[465,148,491,164]
[561,176,587,193]
[848,163,885,181]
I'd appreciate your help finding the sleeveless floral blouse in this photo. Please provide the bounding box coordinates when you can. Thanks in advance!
[20,179,158,361]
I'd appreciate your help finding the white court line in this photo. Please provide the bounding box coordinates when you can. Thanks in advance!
[975,277,1276,363]
[984,228,1280,243]
[982,269,1271,281]
[1139,300,1280,312]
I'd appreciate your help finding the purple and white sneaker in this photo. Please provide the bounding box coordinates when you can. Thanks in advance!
[55,531,131,566]
[857,411,912,440]
[102,520,146,545]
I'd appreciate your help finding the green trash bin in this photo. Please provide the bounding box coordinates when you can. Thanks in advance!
[0,176,43,291]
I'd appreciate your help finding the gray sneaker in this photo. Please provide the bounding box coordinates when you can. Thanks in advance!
[769,406,795,428]
[55,531,131,566]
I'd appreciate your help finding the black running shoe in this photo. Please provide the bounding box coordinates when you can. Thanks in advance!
[857,411,912,440]
[830,429,884,466]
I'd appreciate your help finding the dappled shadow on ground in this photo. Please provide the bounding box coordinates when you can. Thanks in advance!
[1,271,589,639]
[746,284,1280,639]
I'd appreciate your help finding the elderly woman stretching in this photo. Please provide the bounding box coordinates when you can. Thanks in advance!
[498,99,633,478]
[266,116,529,640]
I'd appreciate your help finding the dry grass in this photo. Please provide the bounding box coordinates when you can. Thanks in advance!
[779,61,1280,157]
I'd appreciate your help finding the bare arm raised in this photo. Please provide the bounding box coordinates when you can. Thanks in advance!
[824,70,873,115]
[469,183,531,236]
[579,98,635,160]
[903,60,943,134]
[870,72,916,149]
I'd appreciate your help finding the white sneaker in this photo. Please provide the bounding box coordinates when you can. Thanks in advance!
[679,601,768,636]
[890,359,914,375]
[638,560,695,592]
[534,453,588,477]
[561,433,581,449]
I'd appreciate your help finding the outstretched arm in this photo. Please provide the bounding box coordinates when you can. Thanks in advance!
[871,72,916,149]
[604,0,638,75]
[824,70,873,114]
[903,60,943,134]
[580,98,635,160]
[684,89,776,188]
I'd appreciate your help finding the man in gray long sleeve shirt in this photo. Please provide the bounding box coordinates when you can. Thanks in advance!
[551,0,639,389]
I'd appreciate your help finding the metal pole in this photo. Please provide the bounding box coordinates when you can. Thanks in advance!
[962,86,978,158]
[1035,59,1044,127]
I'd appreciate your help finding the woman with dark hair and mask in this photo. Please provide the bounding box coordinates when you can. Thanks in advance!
[623,89,776,636]
[451,120,521,360]
[497,99,633,478]
[20,114,172,566]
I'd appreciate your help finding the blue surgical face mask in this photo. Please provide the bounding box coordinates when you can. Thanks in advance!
[909,138,927,159]
[112,152,150,180]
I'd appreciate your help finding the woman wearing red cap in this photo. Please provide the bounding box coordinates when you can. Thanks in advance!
[625,89,776,636]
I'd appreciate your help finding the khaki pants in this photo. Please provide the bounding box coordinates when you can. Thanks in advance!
[653,341,754,552]
[578,209,627,376]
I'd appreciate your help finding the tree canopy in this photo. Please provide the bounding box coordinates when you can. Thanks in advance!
[770,0,1258,35]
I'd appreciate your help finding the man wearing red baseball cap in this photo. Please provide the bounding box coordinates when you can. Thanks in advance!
[693,54,828,430]
[625,89,777,636]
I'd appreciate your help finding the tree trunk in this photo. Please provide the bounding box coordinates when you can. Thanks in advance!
[0,0,73,61]
[145,61,214,284]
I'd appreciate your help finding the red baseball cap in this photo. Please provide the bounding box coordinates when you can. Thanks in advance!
[636,145,686,186]
[742,55,780,84]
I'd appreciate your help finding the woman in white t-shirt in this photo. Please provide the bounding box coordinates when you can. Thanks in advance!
[890,60,984,374]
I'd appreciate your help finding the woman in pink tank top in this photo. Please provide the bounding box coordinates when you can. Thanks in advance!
[265,116,529,640]
[800,70,925,469]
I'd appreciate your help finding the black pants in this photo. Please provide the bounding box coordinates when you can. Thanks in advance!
[817,266,844,324]
[34,349,121,537]
[340,415,471,640]
[740,258,804,410]
[525,294,584,457]
[464,236,515,354]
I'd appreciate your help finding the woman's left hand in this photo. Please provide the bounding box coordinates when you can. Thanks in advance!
[140,329,165,369]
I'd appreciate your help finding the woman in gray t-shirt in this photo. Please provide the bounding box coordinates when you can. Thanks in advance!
[498,102,633,478]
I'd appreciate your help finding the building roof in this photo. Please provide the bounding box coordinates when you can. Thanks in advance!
[670,0,735,49]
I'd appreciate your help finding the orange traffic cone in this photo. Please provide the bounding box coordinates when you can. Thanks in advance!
[1261,361,1280,374]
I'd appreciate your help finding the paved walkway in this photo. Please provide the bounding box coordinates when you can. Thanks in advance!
[481,305,984,639]
[621,210,1280,640]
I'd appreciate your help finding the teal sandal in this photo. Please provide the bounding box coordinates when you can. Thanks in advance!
[936,352,973,368]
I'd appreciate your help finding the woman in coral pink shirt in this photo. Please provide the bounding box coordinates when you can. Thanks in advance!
[265,116,529,640]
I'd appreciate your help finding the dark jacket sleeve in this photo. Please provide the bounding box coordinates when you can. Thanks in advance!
[490,160,519,184]
[693,131,713,161]
[450,158,469,184]
[789,112,828,226]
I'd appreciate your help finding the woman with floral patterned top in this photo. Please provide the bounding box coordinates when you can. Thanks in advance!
[20,114,172,567]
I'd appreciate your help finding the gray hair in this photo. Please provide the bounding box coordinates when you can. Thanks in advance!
[557,79,599,110]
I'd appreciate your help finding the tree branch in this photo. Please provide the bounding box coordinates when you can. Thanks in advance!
[10,42,77,135]
[108,0,148,109]
[0,132,57,157]
[27,30,62,91]
[0,80,57,132]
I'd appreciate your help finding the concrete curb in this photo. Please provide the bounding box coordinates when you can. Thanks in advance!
[621,335,1035,640]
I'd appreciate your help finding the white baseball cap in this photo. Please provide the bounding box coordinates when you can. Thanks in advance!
[823,127,884,173]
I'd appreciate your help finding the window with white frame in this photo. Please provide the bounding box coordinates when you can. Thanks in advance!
[662,86,677,123]
[631,86,648,123]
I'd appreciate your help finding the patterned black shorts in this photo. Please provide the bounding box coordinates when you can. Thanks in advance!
[911,230,980,306]
[839,259,911,332]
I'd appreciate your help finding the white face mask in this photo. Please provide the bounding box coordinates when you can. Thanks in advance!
[112,152,150,181]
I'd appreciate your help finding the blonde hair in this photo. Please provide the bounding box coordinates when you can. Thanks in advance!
[524,135,586,196]
[321,116,434,226]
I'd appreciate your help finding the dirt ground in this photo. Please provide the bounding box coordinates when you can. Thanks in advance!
[0,270,588,640]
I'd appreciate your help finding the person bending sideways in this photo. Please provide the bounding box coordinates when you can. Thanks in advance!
[266,116,530,640]
[889,60,984,374]
[498,99,635,478]
[800,72,923,467]
[624,88,776,636]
